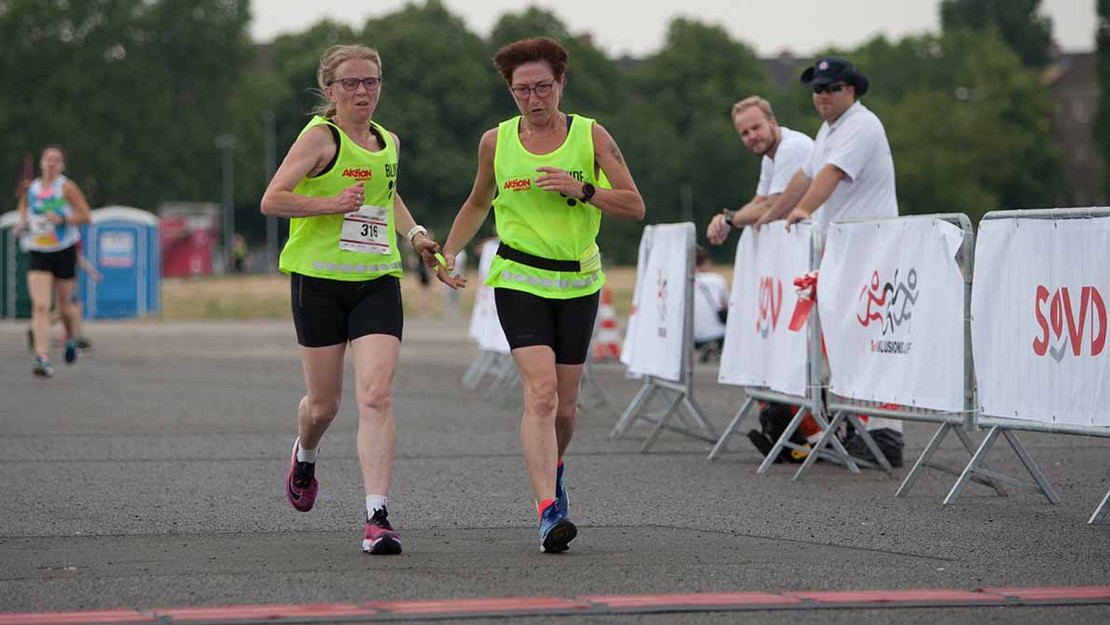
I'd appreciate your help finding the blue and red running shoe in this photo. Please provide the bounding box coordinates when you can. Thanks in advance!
[362,507,402,555]
[285,439,318,512]
[539,500,576,553]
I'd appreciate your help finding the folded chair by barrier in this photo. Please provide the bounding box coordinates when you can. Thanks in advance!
[610,223,718,451]
[954,207,1110,523]
[796,214,1007,497]
[708,221,860,473]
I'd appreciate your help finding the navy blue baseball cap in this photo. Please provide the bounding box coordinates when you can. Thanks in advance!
[800,56,869,96]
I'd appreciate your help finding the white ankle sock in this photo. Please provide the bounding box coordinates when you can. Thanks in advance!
[296,440,318,463]
[366,495,388,517]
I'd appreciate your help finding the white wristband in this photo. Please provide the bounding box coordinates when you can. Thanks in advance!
[406,225,427,244]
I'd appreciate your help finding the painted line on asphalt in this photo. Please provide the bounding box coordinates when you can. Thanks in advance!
[2,586,1109,624]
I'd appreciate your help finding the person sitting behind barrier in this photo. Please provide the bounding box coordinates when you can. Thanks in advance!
[693,246,728,361]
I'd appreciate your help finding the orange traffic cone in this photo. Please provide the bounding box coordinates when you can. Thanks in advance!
[592,285,622,361]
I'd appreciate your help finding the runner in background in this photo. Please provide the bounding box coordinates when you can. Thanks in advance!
[26,241,99,354]
[261,44,443,555]
[436,37,645,553]
[14,145,91,378]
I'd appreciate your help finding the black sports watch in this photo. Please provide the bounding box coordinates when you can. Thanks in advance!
[722,209,739,229]
[580,182,596,203]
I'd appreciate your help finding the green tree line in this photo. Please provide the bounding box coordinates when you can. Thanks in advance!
[0,0,1072,263]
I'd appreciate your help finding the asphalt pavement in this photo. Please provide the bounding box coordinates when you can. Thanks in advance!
[0,317,1107,623]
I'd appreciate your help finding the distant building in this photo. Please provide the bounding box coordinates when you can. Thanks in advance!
[1044,52,1106,208]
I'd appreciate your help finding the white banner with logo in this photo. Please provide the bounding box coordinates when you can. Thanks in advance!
[718,222,813,397]
[622,223,691,382]
[468,238,510,354]
[818,218,966,412]
[973,217,1110,428]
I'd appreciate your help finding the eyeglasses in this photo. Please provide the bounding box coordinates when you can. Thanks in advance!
[329,77,382,92]
[813,83,847,95]
[510,81,555,99]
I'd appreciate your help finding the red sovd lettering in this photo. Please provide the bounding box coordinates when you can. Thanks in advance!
[1033,286,1107,357]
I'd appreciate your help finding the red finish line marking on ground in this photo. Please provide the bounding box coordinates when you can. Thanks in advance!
[3,586,1110,625]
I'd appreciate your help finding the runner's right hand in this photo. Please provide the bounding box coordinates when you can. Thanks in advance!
[333,184,365,214]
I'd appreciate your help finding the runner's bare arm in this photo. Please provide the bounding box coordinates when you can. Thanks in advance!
[261,126,362,218]
[61,180,91,225]
[589,123,644,221]
[442,129,497,260]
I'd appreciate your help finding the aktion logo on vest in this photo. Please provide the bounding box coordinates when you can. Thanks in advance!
[503,178,532,192]
[342,168,373,181]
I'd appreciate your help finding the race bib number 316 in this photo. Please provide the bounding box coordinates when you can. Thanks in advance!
[339,205,391,255]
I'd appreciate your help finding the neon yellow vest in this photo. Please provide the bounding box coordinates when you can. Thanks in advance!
[279,116,403,281]
[486,114,606,299]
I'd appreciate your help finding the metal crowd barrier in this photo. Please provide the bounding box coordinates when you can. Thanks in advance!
[946,207,1110,524]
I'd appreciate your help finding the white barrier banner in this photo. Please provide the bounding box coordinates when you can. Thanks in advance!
[467,239,510,354]
[718,222,813,397]
[620,226,652,371]
[973,217,1110,427]
[622,223,690,382]
[819,218,966,411]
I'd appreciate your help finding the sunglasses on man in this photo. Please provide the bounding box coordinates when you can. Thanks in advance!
[813,83,847,94]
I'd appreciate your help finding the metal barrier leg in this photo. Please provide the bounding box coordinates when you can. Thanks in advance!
[1089,489,1110,524]
[844,414,894,474]
[610,381,655,440]
[682,396,718,439]
[755,406,848,475]
[944,426,1000,505]
[640,391,684,453]
[791,411,869,480]
[896,422,952,498]
[952,426,1008,497]
[1002,429,1061,504]
[707,398,754,461]
[793,410,845,481]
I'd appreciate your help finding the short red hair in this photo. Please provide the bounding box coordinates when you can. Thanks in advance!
[492,37,568,84]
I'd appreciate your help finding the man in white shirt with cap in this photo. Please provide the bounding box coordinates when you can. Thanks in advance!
[758,55,904,466]
[757,56,897,232]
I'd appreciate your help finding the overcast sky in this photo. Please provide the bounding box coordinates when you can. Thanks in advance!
[251,0,1096,58]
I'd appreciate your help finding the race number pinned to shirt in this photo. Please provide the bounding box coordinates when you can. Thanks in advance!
[339,204,390,255]
[28,215,59,247]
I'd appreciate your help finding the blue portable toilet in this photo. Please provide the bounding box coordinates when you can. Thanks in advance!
[83,206,161,319]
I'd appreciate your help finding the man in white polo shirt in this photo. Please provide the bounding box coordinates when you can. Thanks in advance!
[758,56,904,466]
[706,96,814,242]
[757,56,897,232]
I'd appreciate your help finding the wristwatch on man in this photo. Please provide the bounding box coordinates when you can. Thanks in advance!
[580,182,596,203]
[722,209,739,229]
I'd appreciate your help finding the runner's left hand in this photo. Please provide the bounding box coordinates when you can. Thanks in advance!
[535,167,585,199]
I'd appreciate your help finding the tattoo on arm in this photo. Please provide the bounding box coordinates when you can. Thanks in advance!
[608,137,625,165]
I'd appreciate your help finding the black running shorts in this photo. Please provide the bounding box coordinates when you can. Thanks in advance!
[28,245,77,280]
[291,273,403,347]
[494,287,600,365]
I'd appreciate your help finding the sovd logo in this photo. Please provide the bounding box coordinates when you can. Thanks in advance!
[756,277,782,338]
[1033,286,1106,362]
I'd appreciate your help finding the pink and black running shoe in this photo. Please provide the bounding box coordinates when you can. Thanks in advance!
[285,439,318,512]
[362,507,402,555]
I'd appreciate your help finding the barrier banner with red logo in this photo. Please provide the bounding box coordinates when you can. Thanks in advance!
[468,238,510,354]
[818,218,966,412]
[718,222,813,397]
[972,217,1110,427]
[621,224,691,382]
